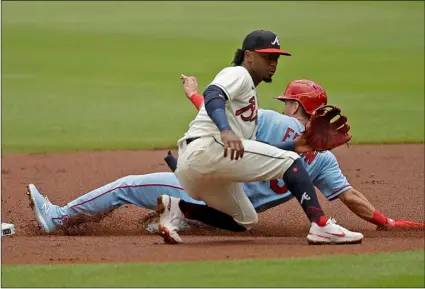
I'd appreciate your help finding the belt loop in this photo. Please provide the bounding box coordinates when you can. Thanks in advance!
[178,140,186,155]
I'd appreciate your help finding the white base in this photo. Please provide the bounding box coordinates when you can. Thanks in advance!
[1,222,16,236]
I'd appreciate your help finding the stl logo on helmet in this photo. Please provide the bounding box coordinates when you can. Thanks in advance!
[235,96,257,122]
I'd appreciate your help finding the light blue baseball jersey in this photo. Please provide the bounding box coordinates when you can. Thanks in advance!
[245,109,352,212]
[53,109,352,223]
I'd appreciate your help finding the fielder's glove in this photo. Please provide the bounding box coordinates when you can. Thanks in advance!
[303,105,352,151]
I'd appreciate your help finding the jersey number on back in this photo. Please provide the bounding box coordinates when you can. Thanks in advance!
[270,180,288,194]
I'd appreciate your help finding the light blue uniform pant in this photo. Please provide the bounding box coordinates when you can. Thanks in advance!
[54,172,205,224]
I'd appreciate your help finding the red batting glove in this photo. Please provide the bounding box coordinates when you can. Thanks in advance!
[388,219,424,229]
[377,218,425,231]
[372,210,424,231]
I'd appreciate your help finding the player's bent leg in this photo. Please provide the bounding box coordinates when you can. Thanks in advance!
[175,170,258,234]
[178,182,258,231]
[196,182,258,230]
[156,167,258,244]
[206,139,330,225]
[174,137,297,221]
[159,137,277,243]
[186,138,324,222]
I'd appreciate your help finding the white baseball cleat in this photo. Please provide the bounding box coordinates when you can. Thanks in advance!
[26,184,58,233]
[155,195,185,244]
[307,218,364,245]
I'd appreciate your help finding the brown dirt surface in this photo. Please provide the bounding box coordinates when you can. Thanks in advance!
[1,144,424,265]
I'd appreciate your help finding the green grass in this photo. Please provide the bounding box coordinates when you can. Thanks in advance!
[2,250,424,287]
[2,1,424,153]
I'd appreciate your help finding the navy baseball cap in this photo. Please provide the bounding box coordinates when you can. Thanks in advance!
[242,30,291,56]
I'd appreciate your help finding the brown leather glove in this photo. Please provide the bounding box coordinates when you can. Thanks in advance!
[303,105,352,151]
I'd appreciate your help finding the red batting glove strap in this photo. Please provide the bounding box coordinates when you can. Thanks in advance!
[190,93,204,110]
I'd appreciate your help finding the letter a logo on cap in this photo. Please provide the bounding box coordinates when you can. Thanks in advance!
[271,36,280,46]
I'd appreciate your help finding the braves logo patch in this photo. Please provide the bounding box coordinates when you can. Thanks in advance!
[235,96,257,122]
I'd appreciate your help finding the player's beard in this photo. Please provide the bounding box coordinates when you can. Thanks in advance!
[263,77,273,83]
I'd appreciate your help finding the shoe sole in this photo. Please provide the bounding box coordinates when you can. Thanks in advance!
[155,196,181,244]
[307,234,363,245]
[307,239,363,245]
[26,185,53,233]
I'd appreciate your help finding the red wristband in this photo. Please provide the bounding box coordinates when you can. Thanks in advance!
[190,93,204,110]
[370,210,388,226]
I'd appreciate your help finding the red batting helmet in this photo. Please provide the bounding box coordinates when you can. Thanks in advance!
[275,80,328,114]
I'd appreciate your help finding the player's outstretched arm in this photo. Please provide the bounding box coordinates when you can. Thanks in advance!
[180,74,204,110]
[316,152,424,230]
[338,188,424,230]
[338,188,381,223]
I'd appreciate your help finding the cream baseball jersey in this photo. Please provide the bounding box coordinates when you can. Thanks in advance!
[178,66,258,144]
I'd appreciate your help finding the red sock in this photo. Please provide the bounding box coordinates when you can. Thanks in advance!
[370,210,388,226]
[317,216,328,227]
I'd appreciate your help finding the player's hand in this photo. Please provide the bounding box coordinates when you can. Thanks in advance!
[293,135,314,153]
[376,219,425,231]
[180,74,199,99]
[220,130,244,160]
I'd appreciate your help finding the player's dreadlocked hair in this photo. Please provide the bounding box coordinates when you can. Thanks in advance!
[232,49,245,66]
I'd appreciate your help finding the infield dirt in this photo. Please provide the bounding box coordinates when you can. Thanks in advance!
[1,144,424,264]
